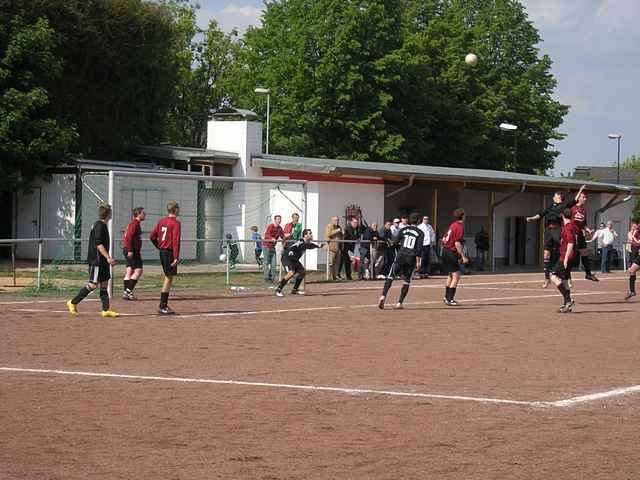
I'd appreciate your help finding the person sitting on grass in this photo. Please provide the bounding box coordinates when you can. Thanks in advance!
[275,229,322,297]
[67,203,119,318]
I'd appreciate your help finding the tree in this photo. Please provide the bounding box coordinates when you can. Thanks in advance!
[165,17,242,147]
[234,0,568,173]
[621,154,640,218]
[0,16,76,192]
[3,0,188,158]
[237,0,406,162]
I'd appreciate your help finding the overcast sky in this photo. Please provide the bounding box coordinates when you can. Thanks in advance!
[197,0,640,175]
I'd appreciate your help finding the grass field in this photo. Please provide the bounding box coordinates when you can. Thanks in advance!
[1,271,640,479]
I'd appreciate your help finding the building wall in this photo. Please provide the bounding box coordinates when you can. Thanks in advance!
[16,174,76,260]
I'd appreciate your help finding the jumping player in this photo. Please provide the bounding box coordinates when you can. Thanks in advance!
[526,185,586,288]
[275,229,321,296]
[122,206,146,300]
[550,208,579,313]
[150,201,181,315]
[66,203,119,317]
[441,208,469,306]
[625,218,640,300]
[378,213,423,310]
[571,190,598,282]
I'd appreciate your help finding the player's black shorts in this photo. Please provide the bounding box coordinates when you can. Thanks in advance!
[631,247,640,267]
[389,254,416,284]
[88,264,110,284]
[123,249,143,269]
[576,231,587,250]
[543,227,561,251]
[551,257,578,280]
[282,254,304,275]
[159,248,178,277]
[441,249,461,274]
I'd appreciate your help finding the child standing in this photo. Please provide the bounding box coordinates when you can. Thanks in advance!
[250,225,263,269]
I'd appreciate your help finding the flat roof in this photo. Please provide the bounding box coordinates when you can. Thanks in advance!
[254,154,638,194]
[134,145,238,164]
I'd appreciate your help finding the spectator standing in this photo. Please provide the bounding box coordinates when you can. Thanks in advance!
[599,221,618,273]
[250,225,263,269]
[360,222,379,280]
[381,220,395,277]
[324,216,344,281]
[283,212,303,246]
[474,226,489,271]
[344,217,364,281]
[390,218,401,237]
[263,215,284,282]
[417,215,435,278]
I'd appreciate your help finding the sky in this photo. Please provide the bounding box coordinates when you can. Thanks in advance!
[196,0,640,176]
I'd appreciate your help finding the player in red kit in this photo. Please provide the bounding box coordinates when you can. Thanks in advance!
[625,217,640,300]
[571,191,598,282]
[551,208,579,312]
[441,208,469,306]
[122,206,146,300]
[150,201,181,315]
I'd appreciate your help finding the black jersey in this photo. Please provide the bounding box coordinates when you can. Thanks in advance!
[88,220,110,267]
[284,240,320,261]
[395,226,424,258]
[539,199,577,228]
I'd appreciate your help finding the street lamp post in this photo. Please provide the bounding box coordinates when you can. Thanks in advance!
[608,133,623,184]
[499,122,518,168]
[255,87,271,154]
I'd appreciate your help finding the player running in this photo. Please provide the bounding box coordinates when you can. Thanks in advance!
[625,218,640,300]
[275,229,321,297]
[570,190,598,282]
[66,203,119,318]
[526,185,586,288]
[122,206,146,300]
[550,208,579,313]
[150,201,181,315]
[378,213,423,310]
[441,208,469,306]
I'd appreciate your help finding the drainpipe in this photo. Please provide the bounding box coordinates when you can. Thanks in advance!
[386,175,416,198]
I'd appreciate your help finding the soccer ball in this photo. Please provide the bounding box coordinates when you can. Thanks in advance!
[219,253,227,262]
[465,53,478,66]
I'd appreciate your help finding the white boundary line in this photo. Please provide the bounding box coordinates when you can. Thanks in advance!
[2,366,639,408]
[0,367,544,407]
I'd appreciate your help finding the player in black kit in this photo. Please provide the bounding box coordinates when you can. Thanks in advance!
[527,184,585,288]
[378,213,424,310]
[275,229,322,297]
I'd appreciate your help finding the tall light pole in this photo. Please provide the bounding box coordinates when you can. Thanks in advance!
[254,87,271,154]
[608,133,623,184]
[499,122,518,168]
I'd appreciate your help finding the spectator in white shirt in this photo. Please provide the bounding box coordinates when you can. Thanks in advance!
[590,221,618,273]
[417,215,435,277]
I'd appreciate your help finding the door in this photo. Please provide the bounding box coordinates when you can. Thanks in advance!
[16,188,41,258]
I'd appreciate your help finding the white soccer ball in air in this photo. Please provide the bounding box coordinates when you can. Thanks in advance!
[219,253,227,262]
[465,53,478,66]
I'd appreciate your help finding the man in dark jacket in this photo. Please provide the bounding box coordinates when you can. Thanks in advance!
[343,217,364,280]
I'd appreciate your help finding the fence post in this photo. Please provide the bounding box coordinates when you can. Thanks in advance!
[326,247,330,281]
[623,243,627,272]
[37,240,43,290]
[11,243,16,287]
[225,240,230,285]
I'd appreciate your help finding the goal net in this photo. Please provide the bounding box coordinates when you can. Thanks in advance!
[40,170,308,294]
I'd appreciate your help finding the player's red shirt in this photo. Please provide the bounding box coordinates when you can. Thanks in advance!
[571,204,587,229]
[150,216,181,260]
[122,218,142,253]
[559,222,579,262]
[442,221,464,253]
